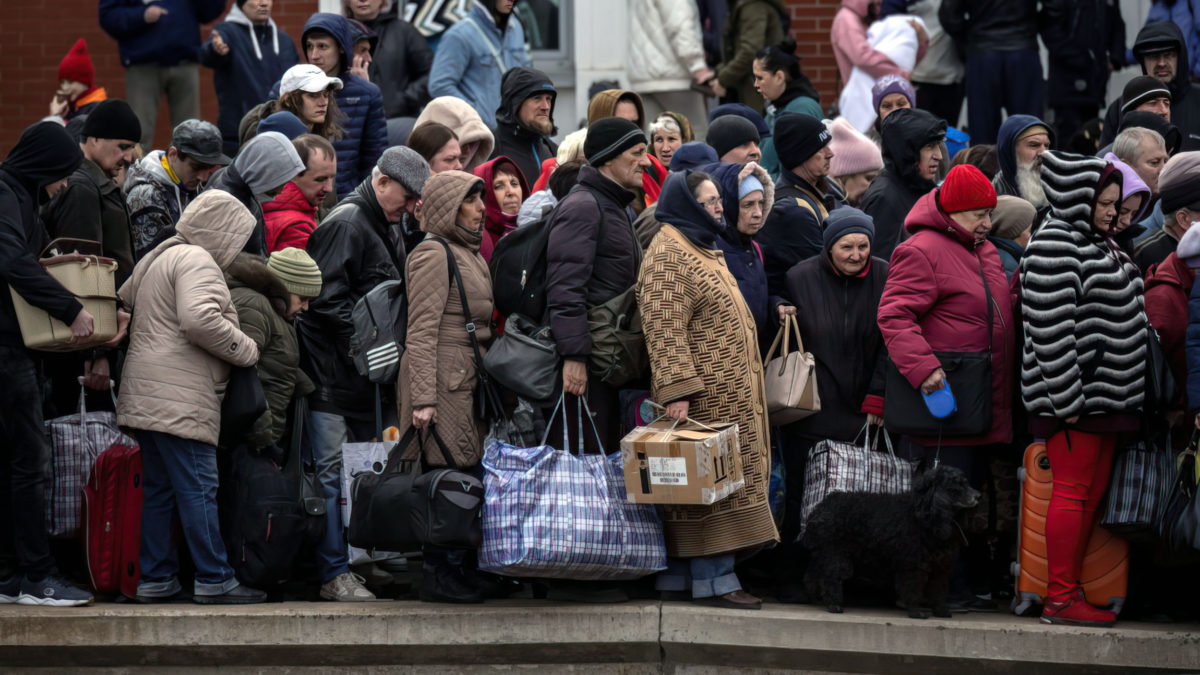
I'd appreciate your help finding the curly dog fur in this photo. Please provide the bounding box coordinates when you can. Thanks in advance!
[802,465,980,619]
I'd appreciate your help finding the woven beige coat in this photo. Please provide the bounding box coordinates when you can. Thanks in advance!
[638,224,779,558]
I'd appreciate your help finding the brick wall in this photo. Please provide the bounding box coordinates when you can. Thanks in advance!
[785,0,844,107]
[0,0,319,157]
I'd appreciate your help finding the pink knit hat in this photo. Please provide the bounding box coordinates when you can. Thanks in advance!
[828,117,883,177]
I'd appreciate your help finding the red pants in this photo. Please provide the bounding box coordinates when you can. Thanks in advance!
[1045,429,1117,600]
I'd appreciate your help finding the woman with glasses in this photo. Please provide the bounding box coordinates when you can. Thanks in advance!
[638,170,780,610]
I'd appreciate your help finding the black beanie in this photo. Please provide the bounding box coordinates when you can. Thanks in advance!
[1121,75,1172,113]
[775,112,833,171]
[706,115,760,159]
[81,99,142,143]
[584,117,647,167]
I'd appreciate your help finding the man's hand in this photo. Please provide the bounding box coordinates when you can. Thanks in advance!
[70,310,95,341]
[351,54,371,81]
[563,359,588,397]
[144,5,168,24]
[413,406,436,429]
[919,367,945,395]
[83,357,111,391]
[211,30,230,56]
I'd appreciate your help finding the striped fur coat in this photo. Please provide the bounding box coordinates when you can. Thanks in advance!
[1019,152,1147,420]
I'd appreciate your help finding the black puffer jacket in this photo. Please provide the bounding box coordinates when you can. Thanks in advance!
[783,254,888,442]
[939,0,1050,53]
[298,178,404,419]
[1101,21,1200,151]
[361,3,434,118]
[756,170,838,298]
[492,67,560,186]
[859,108,946,262]
[0,122,84,348]
[546,165,640,360]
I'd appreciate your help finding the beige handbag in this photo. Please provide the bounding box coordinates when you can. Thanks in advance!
[762,315,820,425]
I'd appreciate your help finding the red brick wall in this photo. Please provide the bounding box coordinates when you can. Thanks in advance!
[0,0,319,157]
[1,0,843,156]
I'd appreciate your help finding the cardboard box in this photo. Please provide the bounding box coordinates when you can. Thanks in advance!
[619,421,745,505]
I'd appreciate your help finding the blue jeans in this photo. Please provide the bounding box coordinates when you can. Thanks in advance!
[307,411,374,583]
[655,555,741,599]
[136,430,238,597]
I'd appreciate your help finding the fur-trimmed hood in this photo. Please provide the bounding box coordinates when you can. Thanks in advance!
[226,252,289,317]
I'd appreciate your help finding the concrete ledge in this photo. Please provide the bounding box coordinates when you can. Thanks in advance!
[2,600,1198,672]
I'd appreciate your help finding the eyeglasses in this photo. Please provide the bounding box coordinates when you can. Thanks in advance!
[698,196,722,211]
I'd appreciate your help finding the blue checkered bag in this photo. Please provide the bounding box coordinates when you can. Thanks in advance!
[478,395,667,580]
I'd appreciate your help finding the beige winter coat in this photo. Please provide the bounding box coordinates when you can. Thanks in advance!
[117,191,261,446]
[397,171,495,468]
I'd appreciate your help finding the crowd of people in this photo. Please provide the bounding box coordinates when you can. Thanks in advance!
[2,0,1200,631]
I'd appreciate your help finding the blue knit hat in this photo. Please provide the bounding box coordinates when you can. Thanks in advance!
[257,111,309,140]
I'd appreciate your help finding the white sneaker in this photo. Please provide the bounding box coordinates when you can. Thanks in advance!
[320,572,376,602]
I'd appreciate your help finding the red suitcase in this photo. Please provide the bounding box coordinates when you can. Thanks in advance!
[83,443,143,598]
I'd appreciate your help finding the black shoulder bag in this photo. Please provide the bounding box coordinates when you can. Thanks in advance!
[884,251,994,436]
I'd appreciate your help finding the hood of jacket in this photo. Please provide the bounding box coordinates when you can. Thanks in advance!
[904,189,979,248]
[1,121,82,202]
[414,96,496,171]
[1118,110,1183,154]
[670,142,720,171]
[263,181,317,217]
[226,251,289,316]
[495,67,558,134]
[1040,150,1123,236]
[880,108,946,193]
[1103,152,1152,222]
[302,12,354,75]
[418,170,486,249]
[701,161,776,239]
[840,0,874,20]
[473,156,528,239]
[1133,20,1191,101]
[225,2,280,60]
[234,132,305,203]
[125,191,256,305]
[127,149,174,192]
[655,170,728,249]
[587,89,645,127]
[996,115,1055,184]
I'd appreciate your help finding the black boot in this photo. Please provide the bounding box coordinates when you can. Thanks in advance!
[419,549,482,604]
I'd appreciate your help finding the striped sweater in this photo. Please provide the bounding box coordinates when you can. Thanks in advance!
[1019,152,1147,419]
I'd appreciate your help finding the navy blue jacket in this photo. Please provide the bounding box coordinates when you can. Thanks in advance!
[99,0,226,67]
[200,9,299,156]
[757,170,841,298]
[298,13,389,200]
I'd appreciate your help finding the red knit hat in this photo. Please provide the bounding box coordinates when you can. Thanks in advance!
[58,39,94,88]
[938,164,997,213]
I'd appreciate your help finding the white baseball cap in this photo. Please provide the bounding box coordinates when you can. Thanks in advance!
[280,64,344,96]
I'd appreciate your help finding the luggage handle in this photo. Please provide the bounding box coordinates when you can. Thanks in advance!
[42,238,103,258]
[644,400,721,440]
[75,377,119,412]
[383,426,424,473]
[856,423,896,457]
[539,392,606,455]
[418,423,459,468]
[762,315,807,376]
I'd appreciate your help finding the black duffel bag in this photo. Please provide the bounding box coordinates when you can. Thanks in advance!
[348,425,483,552]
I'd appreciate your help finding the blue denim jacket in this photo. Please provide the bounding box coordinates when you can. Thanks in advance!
[428,2,531,128]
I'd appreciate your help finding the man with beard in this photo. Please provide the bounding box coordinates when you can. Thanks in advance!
[992,115,1054,214]
[1100,22,1200,151]
[1135,152,1200,271]
[860,107,947,262]
[491,67,558,187]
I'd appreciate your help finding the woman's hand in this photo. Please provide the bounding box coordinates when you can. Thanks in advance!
[711,80,727,98]
[919,368,946,395]
[777,304,796,321]
[1066,415,1080,426]
[83,357,111,391]
[562,359,588,396]
[666,400,689,421]
[866,413,883,427]
[413,406,436,429]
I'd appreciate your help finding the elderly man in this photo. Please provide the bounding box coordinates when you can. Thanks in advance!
[1136,152,1200,271]
[706,115,762,165]
[1100,22,1200,151]
[992,115,1054,211]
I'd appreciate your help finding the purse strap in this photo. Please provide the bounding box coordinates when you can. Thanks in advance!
[762,314,807,364]
[974,251,994,354]
[383,426,422,473]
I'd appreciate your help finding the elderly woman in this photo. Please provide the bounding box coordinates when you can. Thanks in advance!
[1103,155,1152,259]
[649,112,694,168]
[473,156,529,262]
[987,195,1037,280]
[399,170,494,604]
[640,170,779,610]
[1021,152,1143,627]
[117,191,264,604]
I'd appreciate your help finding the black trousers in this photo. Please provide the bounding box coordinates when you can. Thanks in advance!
[0,347,55,578]
[915,81,965,130]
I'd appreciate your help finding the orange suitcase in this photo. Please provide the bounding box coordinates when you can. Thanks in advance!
[1013,441,1129,615]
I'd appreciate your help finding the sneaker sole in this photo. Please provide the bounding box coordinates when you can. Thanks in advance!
[0,594,20,604]
[16,594,93,607]
[319,591,377,602]
[1040,615,1115,628]
[192,596,266,605]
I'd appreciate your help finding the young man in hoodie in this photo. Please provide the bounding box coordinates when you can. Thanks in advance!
[1101,21,1200,151]
[99,0,227,150]
[200,0,300,157]
[264,134,337,252]
[205,131,306,256]
[0,122,100,608]
[491,67,559,186]
[427,0,532,129]
[126,119,232,260]
[300,13,389,200]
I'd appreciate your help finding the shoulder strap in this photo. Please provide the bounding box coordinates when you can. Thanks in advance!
[464,16,507,74]
[975,251,994,353]
[432,236,487,370]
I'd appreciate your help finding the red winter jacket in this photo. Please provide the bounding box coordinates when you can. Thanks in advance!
[263,182,318,253]
[1145,251,1195,390]
[877,190,1016,447]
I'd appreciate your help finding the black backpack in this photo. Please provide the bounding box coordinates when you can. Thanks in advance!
[222,446,306,589]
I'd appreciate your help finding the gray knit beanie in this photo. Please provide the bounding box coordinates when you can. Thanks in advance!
[377,146,431,197]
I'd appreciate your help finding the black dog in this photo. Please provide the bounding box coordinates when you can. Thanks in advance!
[801,465,980,619]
